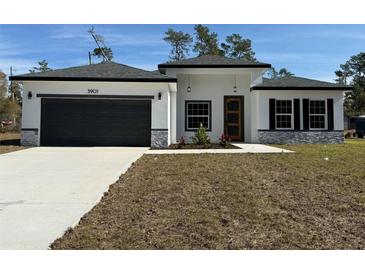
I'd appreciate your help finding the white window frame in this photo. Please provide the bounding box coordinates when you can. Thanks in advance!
[275,99,293,130]
[309,99,327,130]
[185,101,211,131]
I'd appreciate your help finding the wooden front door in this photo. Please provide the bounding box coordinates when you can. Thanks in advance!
[224,96,244,141]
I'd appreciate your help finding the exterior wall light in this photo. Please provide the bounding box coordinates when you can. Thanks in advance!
[233,75,237,93]
[28,91,32,99]
[158,92,162,100]
[187,75,191,92]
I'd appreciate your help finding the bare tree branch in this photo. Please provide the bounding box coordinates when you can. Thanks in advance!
[88,26,111,62]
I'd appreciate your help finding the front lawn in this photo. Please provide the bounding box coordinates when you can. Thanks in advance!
[0,132,24,154]
[51,140,365,249]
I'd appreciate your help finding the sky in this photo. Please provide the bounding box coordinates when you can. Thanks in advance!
[0,24,364,82]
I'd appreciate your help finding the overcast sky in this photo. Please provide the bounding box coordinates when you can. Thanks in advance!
[0,24,364,82]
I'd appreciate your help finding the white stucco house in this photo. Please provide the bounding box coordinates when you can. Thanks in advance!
[10,55,352,147]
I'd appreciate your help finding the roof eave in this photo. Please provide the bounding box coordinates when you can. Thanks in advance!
[9,76,177,83]
[158,64,271,69]
[250,86,354,91]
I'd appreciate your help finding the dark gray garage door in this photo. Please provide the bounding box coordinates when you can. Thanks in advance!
[40,98,151,146]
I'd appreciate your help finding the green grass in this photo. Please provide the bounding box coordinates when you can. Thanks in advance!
[51,140,365,249]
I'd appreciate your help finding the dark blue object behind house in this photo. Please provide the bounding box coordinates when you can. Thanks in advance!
[355,117,365,138]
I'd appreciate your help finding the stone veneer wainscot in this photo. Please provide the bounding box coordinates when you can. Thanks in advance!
[151,129,169,148]
[258,130,344,144]
[21,129,39,146]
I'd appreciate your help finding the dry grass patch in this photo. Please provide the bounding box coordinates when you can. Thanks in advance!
[51,140,365,249]
[0,132,24,154]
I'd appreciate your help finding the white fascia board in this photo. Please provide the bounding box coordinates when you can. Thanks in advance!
[164,67,266,77]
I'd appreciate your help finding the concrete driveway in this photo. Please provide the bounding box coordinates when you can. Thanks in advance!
[0,147,148,249]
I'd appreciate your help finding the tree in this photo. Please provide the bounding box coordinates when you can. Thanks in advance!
[0,71,21,127]
[267,67,294,79]
[9,81,22,104]
[221,33,256,61]
[335,63,351,85]
[193,24,223,56]
[29,60,52,73]
[0,70,7,98]
[3,99,21,126]
[0,71,8,123]
[88,27,113,62]
[335,52,365,116]
[163,28,193,61]
[92,47,113,61]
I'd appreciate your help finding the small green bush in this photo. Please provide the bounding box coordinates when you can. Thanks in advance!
[191,123,210,145]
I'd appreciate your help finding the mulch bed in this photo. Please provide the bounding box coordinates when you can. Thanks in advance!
[153,143,239,150]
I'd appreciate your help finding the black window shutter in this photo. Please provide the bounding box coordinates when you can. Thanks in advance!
[303,99,309,130]
[327,98,334,131]
[294,99,300,130]
[269,99,276,130]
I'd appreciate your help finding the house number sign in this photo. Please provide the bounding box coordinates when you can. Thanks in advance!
[87,88,99,94]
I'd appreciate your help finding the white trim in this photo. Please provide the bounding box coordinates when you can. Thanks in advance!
[186,101,211,130]
[275,99,293,130]
[309,99,327,130]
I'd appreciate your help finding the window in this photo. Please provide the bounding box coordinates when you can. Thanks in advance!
[276,100,293,129]
[185,101,211,131]
[310,100,326,129]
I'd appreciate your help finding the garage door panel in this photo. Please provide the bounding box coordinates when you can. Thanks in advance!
[41,98,151,146]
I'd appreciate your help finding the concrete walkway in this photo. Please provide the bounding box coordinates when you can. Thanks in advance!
[0,147,148,250]
[145,143,292,154]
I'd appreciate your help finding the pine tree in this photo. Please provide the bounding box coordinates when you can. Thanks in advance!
[29,60,52,73]
[163,28,192,61]
[193,25,223,56]
[221,33,256,61]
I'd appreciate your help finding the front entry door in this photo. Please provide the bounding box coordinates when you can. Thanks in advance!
[224,96,244,141]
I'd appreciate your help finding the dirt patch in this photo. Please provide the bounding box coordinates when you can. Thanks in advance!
[51,140,365,250]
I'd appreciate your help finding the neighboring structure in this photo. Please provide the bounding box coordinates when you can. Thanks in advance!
[344,115,365,130]
[10,55,353,147]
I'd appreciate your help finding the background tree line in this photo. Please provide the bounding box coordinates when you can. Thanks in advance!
[0,60,52,130]
[335,52,365,116]
[0,70,22,130]
[163,24,293,79]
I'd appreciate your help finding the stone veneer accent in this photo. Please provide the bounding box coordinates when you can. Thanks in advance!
[21,129,39,146]
[151,129,169,148]
[258,130,344,144]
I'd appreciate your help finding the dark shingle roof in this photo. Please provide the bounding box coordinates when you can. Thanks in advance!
[251,76,353,90]
[158,55,271,69]
[10,62,177,82]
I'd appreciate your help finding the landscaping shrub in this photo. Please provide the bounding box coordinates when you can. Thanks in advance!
[191,123,210,145]
[219,133,230,148]
[177,136,186,149]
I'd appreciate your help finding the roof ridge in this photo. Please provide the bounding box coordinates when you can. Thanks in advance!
[158,54,271,68]
[263,75,342,85]
[14,61,167,78]
[255,75,353,90]
[10,61,177,82]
